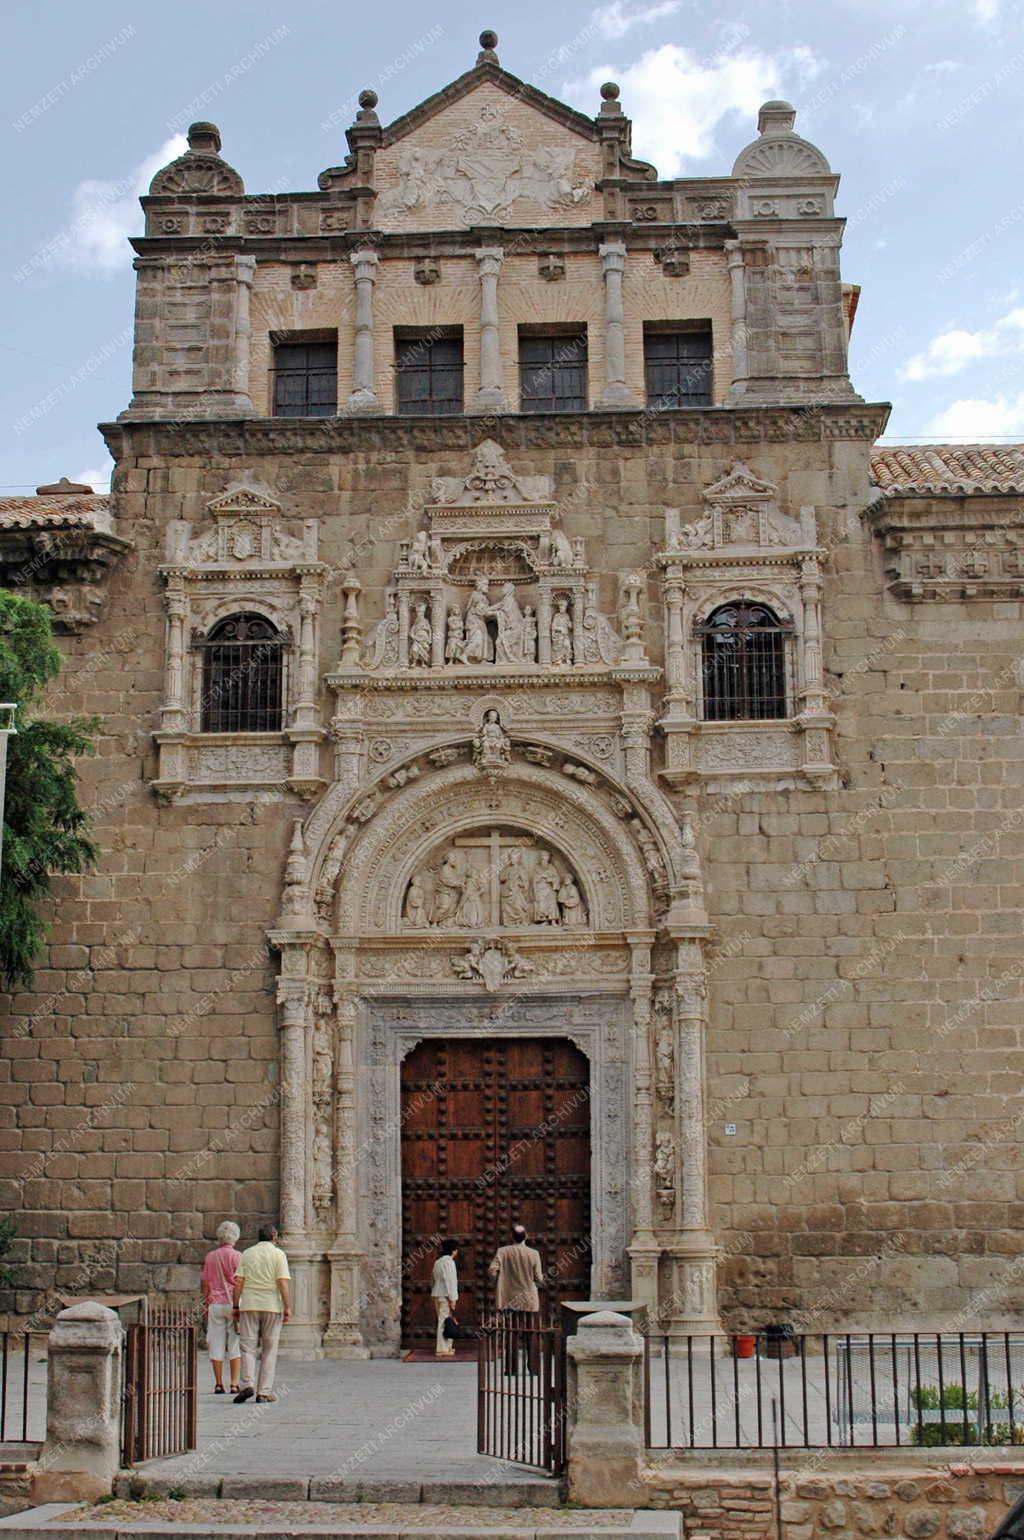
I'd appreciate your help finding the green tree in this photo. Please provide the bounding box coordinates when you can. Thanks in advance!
[0,591,98,988]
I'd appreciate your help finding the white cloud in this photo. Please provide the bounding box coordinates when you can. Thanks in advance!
[972,0,1000,21]
[899,306,1024,381]
[593,0,680,39]
[563,43,820,175]
[925,394,1024,439]
[73,461,114,493]
[49,135,186,278]
[924,59,961,73]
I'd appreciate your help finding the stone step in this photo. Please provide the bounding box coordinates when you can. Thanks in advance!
[0,1498,683,1539]
[114,1473,565,1507]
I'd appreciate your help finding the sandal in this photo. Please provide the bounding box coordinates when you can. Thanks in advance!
[214,1386,225,1394]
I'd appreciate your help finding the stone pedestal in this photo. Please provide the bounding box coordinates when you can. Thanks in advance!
[566,1310,646,1509]
[37,1302,122,1502]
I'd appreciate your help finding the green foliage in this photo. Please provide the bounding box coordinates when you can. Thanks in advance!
[0,1215,15,1287]
[909,1381,1024,1445]
[0,590,98,987]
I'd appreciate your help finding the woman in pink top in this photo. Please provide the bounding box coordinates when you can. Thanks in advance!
[201,1221,241,1394]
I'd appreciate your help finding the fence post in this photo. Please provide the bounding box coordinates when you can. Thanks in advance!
[36,1302,123,1501]
[565,1309,646,1507]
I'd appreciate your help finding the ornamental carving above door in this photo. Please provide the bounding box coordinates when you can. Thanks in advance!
[401,825,588,931]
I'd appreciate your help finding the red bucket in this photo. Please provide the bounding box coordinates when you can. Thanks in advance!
[734,1333,757,1359]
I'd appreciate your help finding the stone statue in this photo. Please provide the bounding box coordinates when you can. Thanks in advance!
[408,531,430,571]
[655,1133,675,1209]
[656,1020,674,1094]
[429,535,445,570]
[431,852,463,925]
[550,524,575,567]
[521,605,537,663]
[362,591,399,670]
[404,875,429,928]
[550,597,573,666]
[474,708,511,773]
[557,874,586,929]
[455,865,487,929]
[488,581,525,664]
[500,849,532,927]
[409,601,431,667]
[445,606,465,664]
[532,850,561,925]
[462,578,493,664]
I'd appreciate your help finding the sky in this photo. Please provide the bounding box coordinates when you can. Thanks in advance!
[2,0,1023,494]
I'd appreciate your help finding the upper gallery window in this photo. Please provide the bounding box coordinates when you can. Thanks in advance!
[518,329,588,413]
[272,336,338,418]
[644,324,713,409]
[395,330,464,416]
[199,613,285,733]
[698,601,791,721]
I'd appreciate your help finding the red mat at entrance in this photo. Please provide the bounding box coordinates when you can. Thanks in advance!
[403,1345,478,1362]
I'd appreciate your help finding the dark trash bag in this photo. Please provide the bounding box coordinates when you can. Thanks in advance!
[442,1314,461,1341]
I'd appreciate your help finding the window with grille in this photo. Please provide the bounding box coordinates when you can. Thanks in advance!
[698,602,790,721]
[199,614,285,733]
[272,338,337,418]
[395,331,464,415]
[518,330,588,412]
[644,325,713,409]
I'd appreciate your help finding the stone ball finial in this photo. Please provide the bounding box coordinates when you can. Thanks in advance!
[187,121,222,155]
[479,29,499,50]
[600,81,620,100]
[757,100,797,136]
[358,88,378,110]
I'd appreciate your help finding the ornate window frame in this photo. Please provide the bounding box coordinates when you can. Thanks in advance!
[152,482,327,803]
[656,463,836,790]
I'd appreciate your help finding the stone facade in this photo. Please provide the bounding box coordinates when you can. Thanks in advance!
[1,34,1023,1345]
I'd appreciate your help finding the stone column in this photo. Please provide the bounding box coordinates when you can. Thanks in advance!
[231,254,256,408]
[536,587,553,667]
[627,936,659,1314]
[277,983,308,1238]
[667,967,721,1338]
[430,586,446,668]
[293,584,320,729]
[566,1312,646,1509]
[161,589,188,732]
[324,985,370,1357]
[799,556,826,716]
[348,248,380,412]
[725,240,748,400]
[663,573,686,695]
[596,241,634,408]
[397,590,410,669]
[37,1302,122,1502]
[471,247,508,412]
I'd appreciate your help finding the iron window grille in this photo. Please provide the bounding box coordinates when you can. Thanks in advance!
[272,339,337,418]
[518,330,588,413]
[395,332,464,415]
[698,602,792,721]
[644,326,713,409]
[198,614,286,733]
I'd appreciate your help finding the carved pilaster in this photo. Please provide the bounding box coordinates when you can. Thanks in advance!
[725,240,748,398]
[277,981,309,1241]
[471,247,508,413]
[348,248,380,413]
[161,587,188,733]
[596,241,635,409]
[626,933,659,1314]
[323,984,370,1357]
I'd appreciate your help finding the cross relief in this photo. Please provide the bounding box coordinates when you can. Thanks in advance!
[402,827,588,931]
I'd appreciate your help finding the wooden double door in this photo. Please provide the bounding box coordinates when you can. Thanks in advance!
[400,1037,591,1343]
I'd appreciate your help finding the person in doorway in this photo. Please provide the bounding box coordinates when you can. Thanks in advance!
[232,1224,291,1404]
[201,1220,241,1395]
[488,1224,544,1374]
[430,1238,460,1357]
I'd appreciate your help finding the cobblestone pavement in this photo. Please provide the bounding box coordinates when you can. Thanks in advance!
[139,1360,548,1487]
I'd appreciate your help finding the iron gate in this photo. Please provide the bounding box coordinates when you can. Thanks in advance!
[121,1306,197,1465]
[477,1313,565,1473]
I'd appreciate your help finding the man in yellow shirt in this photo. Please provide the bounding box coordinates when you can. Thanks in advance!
[232,1224,291,1403]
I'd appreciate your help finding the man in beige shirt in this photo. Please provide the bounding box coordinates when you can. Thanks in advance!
[489,1225,544,1374]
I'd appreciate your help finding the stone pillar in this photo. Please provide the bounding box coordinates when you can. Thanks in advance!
[799,555,826,716]
[397,590,410,669]
[566,1311,645,1509]
[293,584,320,730]
[663,574,686,695]
[430,586,446,668]
[324,986,370,1357]
[536,587,553,667]
[725,240,748,399]
[471,247,508,412]
[597,241,634,409]
[666,969,722,1338]
[37,1303,122,1502]
[231,254,256,407]
[348,248,380,412]
[277,983,308,1238]
[161,589,188,732]
[627,937,659,1314]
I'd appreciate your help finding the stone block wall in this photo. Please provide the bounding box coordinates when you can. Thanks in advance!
[1,409,1023,1327]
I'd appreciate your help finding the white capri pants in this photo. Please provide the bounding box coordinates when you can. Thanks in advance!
[207,1302,240,1361]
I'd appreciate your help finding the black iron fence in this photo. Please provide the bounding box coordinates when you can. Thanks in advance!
[477,1312,566,1473]
[0,1330,47,1443]
[644,1331,1024,1450]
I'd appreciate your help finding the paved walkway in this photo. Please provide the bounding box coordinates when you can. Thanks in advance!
[140,1359,552,1490]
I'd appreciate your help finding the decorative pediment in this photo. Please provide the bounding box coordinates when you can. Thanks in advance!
[665,463,818,554]
[430,439,552,507]
[149,123,244,198]
[165,482,319,571]
[731,102,831,180]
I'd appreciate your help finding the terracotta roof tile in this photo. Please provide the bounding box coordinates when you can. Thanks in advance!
[871,444,1024,496]
[0,494,111,532]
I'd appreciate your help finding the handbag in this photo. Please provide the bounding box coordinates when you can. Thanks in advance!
[442,1314,460,1341]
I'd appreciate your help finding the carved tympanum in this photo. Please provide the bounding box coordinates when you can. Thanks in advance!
[402,826,588,932]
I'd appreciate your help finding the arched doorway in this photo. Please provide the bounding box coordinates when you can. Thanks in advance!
[400,1036,591,1343]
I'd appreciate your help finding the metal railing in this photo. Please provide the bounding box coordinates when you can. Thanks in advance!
[0,1330,47,1443]
[477,1312,566,1473]
[644,1331,1024,1450]
[121,1306,197,1466]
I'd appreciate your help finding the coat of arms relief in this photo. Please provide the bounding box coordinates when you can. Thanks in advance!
[381,104,592,223]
